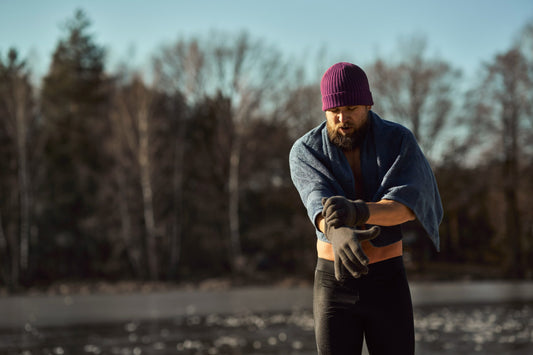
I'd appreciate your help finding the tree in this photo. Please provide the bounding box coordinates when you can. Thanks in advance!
[152,37,204,276]
[109,74,153,278]
[516,21,533,273]
[278,67,322,140]
[154,31,290,273]
[367,36,461,160]
[0,49,36,289]
[109,71,187,280]
[208,31,290,272]
[465,46,532,277]
[39,9,111,278]
[181,94,233,275]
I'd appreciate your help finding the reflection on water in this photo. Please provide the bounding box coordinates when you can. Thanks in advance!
[414,303,533,354]
[1,309,316,355]
[2,302,533,355]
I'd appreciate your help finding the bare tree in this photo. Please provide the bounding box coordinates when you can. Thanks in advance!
[152,38,204,275]
[367,36,461,160]
[276,60,323,140]
[208,31,290,272]
[153,38,205,102]
[154,31,290,272]
[516,21,533,269]
[516,21,533,149]
[110,73,159,279]
[465,46,532,277]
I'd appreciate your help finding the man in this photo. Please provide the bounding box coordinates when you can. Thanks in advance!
[289,62,443,355]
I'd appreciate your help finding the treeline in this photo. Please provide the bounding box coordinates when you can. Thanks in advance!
[1,10,532,290]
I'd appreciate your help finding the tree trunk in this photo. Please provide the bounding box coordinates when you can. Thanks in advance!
[2,70,30,289]
[228,131,243,272]
[503,106,522,278]
[169,116,186,278]
[115,170,144,278]
[14,79,30,278]
[0,212,11,287]
[137,100,159,280]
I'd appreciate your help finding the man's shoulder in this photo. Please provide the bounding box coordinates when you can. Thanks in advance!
[292,121,326,151]
[370,112,414,139]
[289,122,328,169]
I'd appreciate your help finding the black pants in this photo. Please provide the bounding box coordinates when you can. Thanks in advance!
[313,257,414,355]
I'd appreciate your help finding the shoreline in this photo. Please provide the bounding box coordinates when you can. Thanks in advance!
[1,280,533,328]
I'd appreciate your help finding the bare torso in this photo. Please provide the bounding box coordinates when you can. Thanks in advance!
[317,148,403,263]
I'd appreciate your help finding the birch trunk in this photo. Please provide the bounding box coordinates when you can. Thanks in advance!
[227,92,255,272]
[137,96,159,280]
[228,130,243,270]
[115,170,144,277]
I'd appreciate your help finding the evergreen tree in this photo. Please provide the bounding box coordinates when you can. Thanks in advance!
[39,9,111,279]
[0,49,37,289]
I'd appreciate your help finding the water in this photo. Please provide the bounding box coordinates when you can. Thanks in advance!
[1,309,317,354]
[1,283,533,354]
[414,302,533,354]
[1,302,533,354]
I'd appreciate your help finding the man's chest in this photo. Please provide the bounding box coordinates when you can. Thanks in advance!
[343,148,364,198]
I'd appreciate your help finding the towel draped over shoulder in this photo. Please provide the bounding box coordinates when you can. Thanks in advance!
[289,111,443,250]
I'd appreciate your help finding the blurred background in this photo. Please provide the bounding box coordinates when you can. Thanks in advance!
[1,0,533,290]
[1,0,533,354]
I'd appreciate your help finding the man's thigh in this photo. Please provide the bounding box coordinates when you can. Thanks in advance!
[314,259,365,354]
[362,260,414,355]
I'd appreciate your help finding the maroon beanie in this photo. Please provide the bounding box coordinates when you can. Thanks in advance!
[320,62,374,111]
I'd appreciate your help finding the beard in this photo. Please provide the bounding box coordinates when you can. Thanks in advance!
[327,119,369,151]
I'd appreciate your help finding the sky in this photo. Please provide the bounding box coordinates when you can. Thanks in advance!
[1,0,533,83]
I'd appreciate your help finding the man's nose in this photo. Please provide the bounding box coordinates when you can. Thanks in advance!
[337,110,349,123]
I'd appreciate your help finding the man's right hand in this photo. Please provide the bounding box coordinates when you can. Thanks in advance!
[323,223,380,281]
[322,196,369,228]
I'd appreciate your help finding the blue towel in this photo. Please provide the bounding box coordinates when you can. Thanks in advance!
[289,111,443,250]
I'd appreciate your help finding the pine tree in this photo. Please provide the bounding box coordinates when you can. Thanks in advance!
[39,9,111,278]
[0,49,36,289]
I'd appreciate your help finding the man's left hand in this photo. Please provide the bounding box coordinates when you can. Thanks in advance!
[322,196,369,228]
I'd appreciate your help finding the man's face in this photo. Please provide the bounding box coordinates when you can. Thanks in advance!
[325,105,371,150]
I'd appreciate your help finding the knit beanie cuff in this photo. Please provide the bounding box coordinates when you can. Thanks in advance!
[321,91,374,111]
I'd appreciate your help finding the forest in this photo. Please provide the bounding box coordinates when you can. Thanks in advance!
[1,10,532,292]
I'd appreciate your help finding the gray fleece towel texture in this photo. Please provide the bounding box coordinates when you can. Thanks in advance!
[289,111,443,250]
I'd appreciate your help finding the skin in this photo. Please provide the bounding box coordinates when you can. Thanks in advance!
[317,105,416,261]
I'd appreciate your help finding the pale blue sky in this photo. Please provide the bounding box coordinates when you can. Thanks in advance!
[1,0,533,82]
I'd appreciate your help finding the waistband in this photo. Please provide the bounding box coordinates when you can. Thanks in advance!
[316,256,404,275]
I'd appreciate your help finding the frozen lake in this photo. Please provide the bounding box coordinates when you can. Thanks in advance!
[1,281,533,354]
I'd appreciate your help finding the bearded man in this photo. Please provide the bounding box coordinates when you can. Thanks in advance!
[289,62,443,355]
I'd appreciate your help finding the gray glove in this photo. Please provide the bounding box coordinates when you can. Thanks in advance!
[322,196,369,228]
[323,222,381,281]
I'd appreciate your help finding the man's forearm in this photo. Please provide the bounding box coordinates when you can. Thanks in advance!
[366,199,415,226]
[318,198,414,231]
[317,198,408,266]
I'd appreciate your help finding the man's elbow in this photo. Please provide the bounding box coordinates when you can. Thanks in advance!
[404,206,416,222]
[391,200,416,223]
